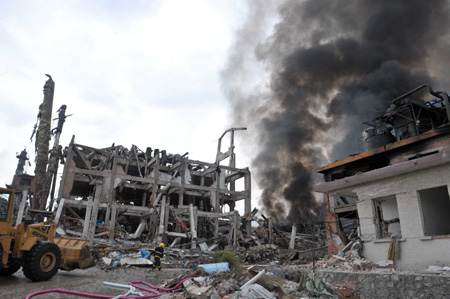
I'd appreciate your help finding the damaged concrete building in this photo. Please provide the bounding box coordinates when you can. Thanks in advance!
[314,85,450,270]
[8,77,252,250]
[52,127,252,249]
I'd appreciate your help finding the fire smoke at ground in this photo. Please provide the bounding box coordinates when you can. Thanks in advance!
[222,0,450,224]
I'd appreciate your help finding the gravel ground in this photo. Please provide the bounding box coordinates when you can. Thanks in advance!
[0,266,192,299]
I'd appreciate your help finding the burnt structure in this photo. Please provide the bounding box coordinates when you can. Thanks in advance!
[54,128,252,249]
[315,85,450,270]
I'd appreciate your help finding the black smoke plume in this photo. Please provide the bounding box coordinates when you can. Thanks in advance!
[222,0,450,224]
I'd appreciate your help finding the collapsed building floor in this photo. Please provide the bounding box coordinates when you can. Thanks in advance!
[7,76,256,251]
[6,78,327,261]
[49,128,253,250]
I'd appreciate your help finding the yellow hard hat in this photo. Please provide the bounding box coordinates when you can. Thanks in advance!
[159,243,165,247]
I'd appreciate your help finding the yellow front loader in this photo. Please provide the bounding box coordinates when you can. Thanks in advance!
[0,188,94,281]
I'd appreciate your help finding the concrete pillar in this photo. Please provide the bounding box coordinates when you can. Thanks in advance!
[289,225,297,249]
[82,196,93,239]
[109,194,118,241]
[396,191,425,238]
[189,203,197,249]
[357,198,377,242]
[88,185,102,246]
[244,170,252,235]
[178,160,186,206]
[233,211,240,248]
[157,195,166,244]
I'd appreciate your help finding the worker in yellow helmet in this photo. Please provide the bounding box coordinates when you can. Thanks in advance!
[151,243,164,271]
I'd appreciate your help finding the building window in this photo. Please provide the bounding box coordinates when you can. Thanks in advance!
[373,195,401,239]
[418,186,450,236]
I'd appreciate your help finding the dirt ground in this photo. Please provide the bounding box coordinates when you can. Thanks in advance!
[0,266,192,299]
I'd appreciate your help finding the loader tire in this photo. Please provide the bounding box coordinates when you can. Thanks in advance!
[23,241,61,282]
[0,263,21,276]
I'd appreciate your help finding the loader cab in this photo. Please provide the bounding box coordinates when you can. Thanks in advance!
[0,188,15,234]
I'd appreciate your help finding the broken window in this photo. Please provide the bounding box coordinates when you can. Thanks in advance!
[418,186,450,236]
[373,195,401,239]
[335,195,358,206]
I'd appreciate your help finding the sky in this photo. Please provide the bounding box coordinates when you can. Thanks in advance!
[0,0,253,202]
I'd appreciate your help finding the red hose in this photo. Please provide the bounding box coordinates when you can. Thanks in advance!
[25,277,192,299]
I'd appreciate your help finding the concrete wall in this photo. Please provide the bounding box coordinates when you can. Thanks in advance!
[328,158,450,271]
[279,268,450,299]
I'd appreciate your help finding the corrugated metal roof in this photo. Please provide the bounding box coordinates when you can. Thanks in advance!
[240,283,277,299]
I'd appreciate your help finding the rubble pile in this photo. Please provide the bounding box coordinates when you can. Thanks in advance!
[236,218,326,265]
[12,125,254,254]
[160,266,342,299]
[308,249,394,273]
[86,235,335,298]
[78,208,328,274]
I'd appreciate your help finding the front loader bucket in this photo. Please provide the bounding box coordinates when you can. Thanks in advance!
[54,237,95,271]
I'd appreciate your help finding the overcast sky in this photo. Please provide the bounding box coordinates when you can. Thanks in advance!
[0,1,253,195]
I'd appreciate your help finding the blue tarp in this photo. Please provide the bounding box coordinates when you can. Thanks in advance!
[140,249,150,259]
[198,262,229,274]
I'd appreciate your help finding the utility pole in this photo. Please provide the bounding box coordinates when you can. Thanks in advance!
[33,75,54,209]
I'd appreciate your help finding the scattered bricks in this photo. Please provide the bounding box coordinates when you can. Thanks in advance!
[331,285,353,298]
[375,260,394,268]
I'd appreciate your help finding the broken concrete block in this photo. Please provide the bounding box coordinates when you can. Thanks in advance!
[199,242,209,252]
[102,257,112,265]
[183,279,213,297]
[119,257,153,266]
[208,244,218,251]
[375,260,394,268]
[55,226,67,236]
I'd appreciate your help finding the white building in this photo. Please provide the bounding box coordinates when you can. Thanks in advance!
[314,85,450,270]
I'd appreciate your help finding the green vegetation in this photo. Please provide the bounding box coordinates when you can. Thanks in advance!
[210,251,245,274]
